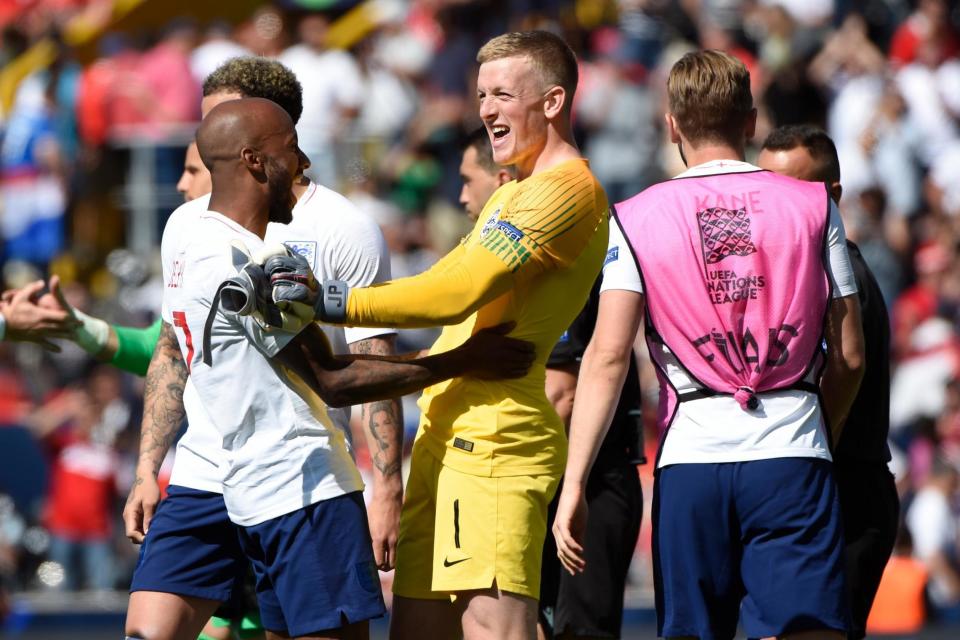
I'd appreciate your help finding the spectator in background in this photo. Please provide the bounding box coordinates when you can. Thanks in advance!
[577,28,663,202]
[280,13,364,190]
[26,373,126,591]
[109,20,200,135]
[866,527,929,635]
[890,318,960,436]
[889,0,960,68]
[0,74,67,270]
[894,242,952,358]
[906,457,960,614]
[189,22,250,85]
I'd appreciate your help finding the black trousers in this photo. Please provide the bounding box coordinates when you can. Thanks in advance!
[834,459,900,640]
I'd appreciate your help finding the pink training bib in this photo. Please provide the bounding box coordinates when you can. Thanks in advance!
[616,169,831,427]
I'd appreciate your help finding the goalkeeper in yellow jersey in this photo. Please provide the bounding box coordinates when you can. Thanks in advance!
[265,31,608,640]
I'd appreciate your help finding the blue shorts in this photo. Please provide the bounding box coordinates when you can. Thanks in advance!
[653,458,849,640]
[130,485,245,602]
[239,492,386,636]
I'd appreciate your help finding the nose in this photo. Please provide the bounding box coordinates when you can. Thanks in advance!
[459,184,470,207]
[479,96,496,122]
[176,171,189,197]
[298,147,311,173]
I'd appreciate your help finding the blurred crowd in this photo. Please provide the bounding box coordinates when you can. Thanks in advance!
[1,0,960,632]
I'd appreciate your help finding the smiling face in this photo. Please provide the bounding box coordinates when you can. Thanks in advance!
[477,55,549,178]
[262,128,310,224]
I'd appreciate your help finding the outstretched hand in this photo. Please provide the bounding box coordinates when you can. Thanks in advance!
[458,322,536,379]
[0,279,80,351]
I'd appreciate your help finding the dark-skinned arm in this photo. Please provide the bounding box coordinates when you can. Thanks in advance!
[122,321,188,543]
[350,334,404,571]
[275,323,533,409]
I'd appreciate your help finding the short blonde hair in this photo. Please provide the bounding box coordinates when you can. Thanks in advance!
[667,50,753,145]
[477,31,578,104]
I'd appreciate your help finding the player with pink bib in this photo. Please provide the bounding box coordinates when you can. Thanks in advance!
[618,170,831,425]
[552,50,865,640]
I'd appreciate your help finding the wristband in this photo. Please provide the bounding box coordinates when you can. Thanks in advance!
[72,309,111,355]
[316,280,349,323]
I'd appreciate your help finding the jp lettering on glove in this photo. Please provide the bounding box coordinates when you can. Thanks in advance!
[264,251,349,324]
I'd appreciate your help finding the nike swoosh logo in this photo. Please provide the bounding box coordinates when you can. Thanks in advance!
[443,557,469,567]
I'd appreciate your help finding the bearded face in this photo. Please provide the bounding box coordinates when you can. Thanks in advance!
[265,156,296,225]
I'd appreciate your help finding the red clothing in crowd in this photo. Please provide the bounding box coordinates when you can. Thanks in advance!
[889,13,960,67]
[42,430,117,541]
[893,284,940,356]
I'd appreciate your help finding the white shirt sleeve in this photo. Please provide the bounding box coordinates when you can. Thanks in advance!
[825,200,858,298]
[599,217,644,294]
[160,210,181,324]
[325,203,396,344]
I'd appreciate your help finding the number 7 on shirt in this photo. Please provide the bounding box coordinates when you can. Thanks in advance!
[172,311,195,372]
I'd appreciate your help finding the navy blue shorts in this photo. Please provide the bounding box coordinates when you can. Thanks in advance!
[130,485,245,602]
[239,491,386,636]
[653,458,849,640]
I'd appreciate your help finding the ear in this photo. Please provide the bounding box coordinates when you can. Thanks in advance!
[744,108,758,142]
[497,168,513,186]
[830,181,843,205]
[665,113,681,144]
[543,86,566,119]
[241,147,263,172]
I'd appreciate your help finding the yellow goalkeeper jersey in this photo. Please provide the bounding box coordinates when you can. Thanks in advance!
[417,158,608,477]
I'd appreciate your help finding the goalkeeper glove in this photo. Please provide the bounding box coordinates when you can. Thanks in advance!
[264,249,349,324]
[217,241,307,333]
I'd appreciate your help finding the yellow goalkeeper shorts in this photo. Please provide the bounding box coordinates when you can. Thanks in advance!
[392,441,559,600]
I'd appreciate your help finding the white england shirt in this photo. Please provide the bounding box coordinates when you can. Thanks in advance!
[603,160,858,467]
[164,185,394,495]
[161,207,364,526]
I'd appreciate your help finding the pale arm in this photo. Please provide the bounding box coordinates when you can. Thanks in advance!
[820,294,866,444]
[553,289,645,574]
[122,322,188,543]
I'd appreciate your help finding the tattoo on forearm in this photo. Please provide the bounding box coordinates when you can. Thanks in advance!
[352,337,404,480]
[367,400,402,478]
[140,323,187,476]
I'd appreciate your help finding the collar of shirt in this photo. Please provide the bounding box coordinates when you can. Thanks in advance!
[674,159,762,179]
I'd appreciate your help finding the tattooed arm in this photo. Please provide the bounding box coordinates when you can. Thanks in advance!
[122,321,188,543]
[350,335,404,571]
